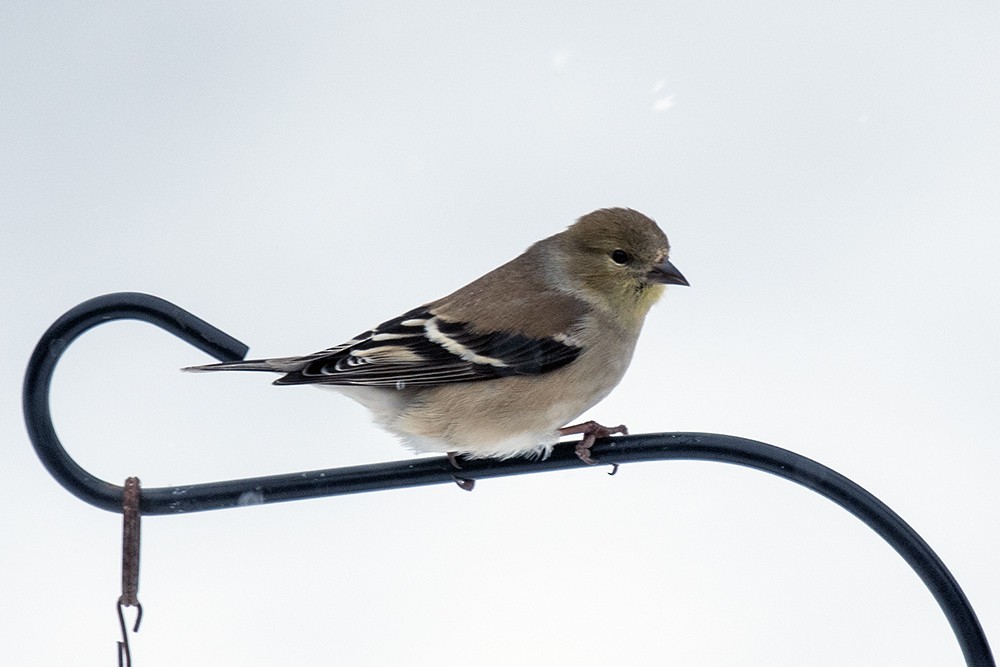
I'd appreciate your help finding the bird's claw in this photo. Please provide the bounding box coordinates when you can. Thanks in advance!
[453,476,475,492]
[447,452,476,491]
[574,440,598,465]
[559,420,628,466]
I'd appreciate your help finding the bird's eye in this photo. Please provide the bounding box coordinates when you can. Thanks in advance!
[610,249,630,265]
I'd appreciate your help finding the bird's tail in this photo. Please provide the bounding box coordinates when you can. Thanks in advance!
[182,356,305,374]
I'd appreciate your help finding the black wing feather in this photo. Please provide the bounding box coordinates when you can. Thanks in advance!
[274,306,581,387]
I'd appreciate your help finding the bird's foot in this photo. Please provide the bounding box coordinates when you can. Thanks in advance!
[446,451,475,492]
[558,421,628,465]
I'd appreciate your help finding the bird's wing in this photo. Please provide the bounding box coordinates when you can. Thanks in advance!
[273,306,583,387]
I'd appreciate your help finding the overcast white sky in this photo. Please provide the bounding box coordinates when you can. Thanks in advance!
[3,3,999,665]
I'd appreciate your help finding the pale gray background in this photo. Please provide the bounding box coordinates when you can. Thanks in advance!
[3,3,998,665]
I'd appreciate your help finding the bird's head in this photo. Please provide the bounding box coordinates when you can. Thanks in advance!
[553,208,688,325]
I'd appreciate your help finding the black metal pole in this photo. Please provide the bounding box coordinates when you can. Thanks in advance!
[22,293,994,666]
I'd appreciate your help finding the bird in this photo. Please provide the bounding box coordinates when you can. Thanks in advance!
[185,207,688,472]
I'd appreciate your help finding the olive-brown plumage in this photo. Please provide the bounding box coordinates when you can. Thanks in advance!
[185,208,688,460]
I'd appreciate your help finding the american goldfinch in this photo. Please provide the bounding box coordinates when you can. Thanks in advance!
[185,208,688,465]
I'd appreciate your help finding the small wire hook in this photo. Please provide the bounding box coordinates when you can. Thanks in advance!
[117,599,143,667]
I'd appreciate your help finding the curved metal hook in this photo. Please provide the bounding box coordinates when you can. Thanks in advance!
[21,293,994,665]
[22,292,249,511]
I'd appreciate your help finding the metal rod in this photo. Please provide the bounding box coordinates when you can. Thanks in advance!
[21,293,994,665]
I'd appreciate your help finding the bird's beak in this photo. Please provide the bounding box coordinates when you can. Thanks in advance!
[649,259,689,286]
